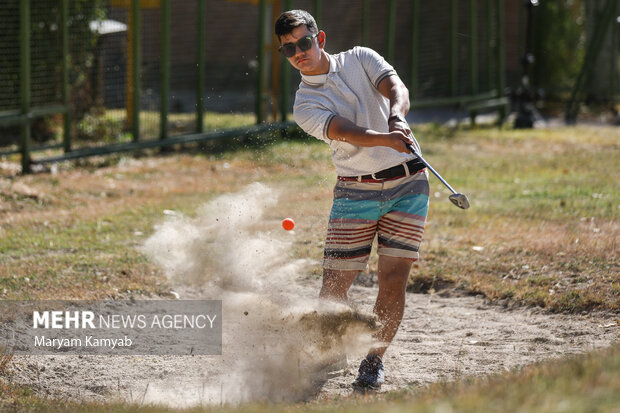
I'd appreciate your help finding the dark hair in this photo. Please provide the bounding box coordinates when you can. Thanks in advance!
[274,10,318,41]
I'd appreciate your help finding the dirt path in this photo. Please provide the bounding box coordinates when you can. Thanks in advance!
[6,280,617,406]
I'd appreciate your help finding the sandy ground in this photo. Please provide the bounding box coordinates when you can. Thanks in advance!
[6,280,618,407]
[3,184,618,406]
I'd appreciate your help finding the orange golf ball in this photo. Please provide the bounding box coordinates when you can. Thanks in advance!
[282,218,295,231]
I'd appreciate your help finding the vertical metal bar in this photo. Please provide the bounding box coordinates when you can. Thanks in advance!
[362,0,370,47]
[313,0,321,26]
[517,0,524,64]
[612,3,620,103]
[487,0,493,91]
[280,0,292,122]
[610,0,617,103]
[256,0,266,124]
[470,0,478,95]
[20,0,31,173]
[160,0,170,140]
[450,0,458,96]
[270,2,281,121]
[496,0,505,97]
[410,0,420,97]
[61,0,70,153]
[131,0,141,141]
[126,5,134,128]
[197,0,206,132]
[386,0,396,63]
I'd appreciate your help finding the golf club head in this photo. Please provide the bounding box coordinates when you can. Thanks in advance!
[449,193,470,209]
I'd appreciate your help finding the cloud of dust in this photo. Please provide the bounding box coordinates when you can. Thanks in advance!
[142,183,291,290]
[142,183,377,404]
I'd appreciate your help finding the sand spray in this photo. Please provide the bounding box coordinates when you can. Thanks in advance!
[142,183,377,403]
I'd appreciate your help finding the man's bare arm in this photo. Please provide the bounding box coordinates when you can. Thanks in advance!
[326,116,411,153]
[377,75,413,138]
[377,74,410,119]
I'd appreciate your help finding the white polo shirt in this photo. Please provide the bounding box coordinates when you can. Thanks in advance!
[293,46,420,177]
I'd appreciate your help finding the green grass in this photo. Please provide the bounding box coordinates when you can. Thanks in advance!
[0,205,165,299]
[403,124,619,312]
[0,122,618,411]
[1,124,618,309]
[86,110,256,142]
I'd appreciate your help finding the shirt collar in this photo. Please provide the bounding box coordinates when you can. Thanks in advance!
[301,53,338,86]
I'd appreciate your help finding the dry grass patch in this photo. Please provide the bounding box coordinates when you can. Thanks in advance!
[0,154,265,300]
[415,216,618,312]
[0,125,617,312]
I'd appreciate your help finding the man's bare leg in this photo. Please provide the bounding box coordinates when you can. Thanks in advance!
[368,255,413,358]
[316,268,359,371]
[319,269,358,302]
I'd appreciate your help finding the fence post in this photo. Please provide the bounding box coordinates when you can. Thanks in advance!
[450,0,457,96]
[20,0,31,173]
[496,0,505,97]
[279,0,292,122]
[256,0,266,124]
[487,0,493,91]
[410,0,420,97]
[612,1,618,104]
[61,0,71,153]
[160,0,170,140]
[386,0,396,63]
[313,0,322,27]
[362,0,370,47]
[470,0,478,95]
[131,0,141,141]
[197,0,206,132]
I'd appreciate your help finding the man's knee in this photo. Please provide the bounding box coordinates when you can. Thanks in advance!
[377,255,413,286]
[378,255,413,273]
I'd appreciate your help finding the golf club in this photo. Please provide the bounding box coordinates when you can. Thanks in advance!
[406,143,470,210]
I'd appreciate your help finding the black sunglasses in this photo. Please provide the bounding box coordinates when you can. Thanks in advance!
[278,34,318,58]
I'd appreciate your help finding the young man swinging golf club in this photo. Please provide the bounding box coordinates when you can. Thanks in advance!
[275,10,430,393]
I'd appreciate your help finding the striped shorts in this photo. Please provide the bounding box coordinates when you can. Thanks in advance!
[323,170,430,271]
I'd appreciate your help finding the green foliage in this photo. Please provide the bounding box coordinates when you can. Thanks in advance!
[532,0,586,97]
[76,113,131,143]
[66,0,108,120]
[0,0,107,145]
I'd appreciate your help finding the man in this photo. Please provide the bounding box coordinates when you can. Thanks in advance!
[275,10,430,393]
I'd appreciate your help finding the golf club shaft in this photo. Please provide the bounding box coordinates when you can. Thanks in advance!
[406,144,458,195]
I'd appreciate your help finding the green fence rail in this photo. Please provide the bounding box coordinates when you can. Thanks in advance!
[1,0,510,174]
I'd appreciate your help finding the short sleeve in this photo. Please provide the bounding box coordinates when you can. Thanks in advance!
[293,100,336,143]
[355,46,397,89]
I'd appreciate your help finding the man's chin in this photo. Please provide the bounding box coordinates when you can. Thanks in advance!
[300,65,319,75]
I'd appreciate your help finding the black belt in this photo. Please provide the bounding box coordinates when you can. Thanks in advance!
[343,158,426,181]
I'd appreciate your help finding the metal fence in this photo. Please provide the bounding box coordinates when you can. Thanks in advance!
[1,0,515,173]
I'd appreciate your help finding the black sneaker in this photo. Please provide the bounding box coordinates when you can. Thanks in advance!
[352,354,384,393]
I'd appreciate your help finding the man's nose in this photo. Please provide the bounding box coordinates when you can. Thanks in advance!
[294,44,305,56]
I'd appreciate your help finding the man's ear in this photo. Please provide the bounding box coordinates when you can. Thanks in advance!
[317,30,326,49]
